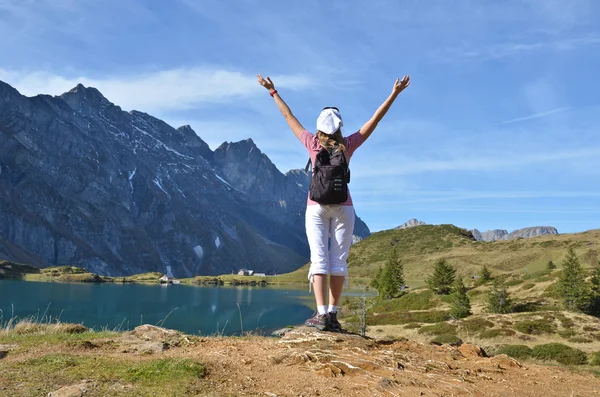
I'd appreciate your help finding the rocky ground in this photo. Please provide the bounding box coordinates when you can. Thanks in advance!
[2,324,600,396]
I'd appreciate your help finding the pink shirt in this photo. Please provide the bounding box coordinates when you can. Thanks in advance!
[300,130,365,206]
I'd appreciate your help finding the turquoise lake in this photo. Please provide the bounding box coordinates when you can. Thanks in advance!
[0,280,367,335]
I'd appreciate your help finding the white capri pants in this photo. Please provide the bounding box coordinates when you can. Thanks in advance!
[305,204,355,288]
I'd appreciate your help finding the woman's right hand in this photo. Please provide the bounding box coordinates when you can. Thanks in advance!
[257,74,275,91]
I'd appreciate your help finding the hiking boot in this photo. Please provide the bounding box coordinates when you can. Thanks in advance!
[327,311,342,332]
[304,312,329,331]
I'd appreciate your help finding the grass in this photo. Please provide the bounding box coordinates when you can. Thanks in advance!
[417,322,457,336]
[4,353,206,396]
[371,290,437,312]
[514,319,558,335]
[367,310,451,326]
[346,227,600,285]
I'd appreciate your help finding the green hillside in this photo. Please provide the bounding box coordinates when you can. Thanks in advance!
[276,226,600,287]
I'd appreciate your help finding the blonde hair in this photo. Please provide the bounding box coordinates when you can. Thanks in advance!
[317,129,346,152]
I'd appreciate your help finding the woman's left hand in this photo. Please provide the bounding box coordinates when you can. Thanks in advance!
[257,74,275,91]
[392,75,411,95]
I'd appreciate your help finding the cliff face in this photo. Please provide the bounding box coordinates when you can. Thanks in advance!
[471,227,558,242]
[0,81,370,276]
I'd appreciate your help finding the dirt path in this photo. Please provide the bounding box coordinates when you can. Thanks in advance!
[2,325,600,396]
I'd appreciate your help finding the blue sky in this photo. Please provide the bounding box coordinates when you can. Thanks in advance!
[1,0,599,234]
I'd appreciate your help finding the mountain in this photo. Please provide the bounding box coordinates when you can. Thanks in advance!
[0,81,370,277]
[471,227,558,242]
[395,218,426,229]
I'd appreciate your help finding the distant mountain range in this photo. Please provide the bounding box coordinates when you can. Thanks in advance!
[395,219,558,242]
[0,80,370,277]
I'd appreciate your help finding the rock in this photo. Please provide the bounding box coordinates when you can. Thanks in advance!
[0,344,17,360]
[503,226,558,240]
[489,354,523,369]
[117,324,191,354]
[271,327,294,337]
[473,226,558,242]
[395,219,426,229]
[47,382,90,397]
[481,230,508,242]
[459,343,487,358]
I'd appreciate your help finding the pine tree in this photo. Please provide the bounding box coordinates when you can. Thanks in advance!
[426,259,456,295]
[558,248,592,312]
[370,267,382,290]
[450,278,471,319]
[486,280,513,314]
[479,266,493,284]
[589,265,600,315]
[374,247,405,300]
[547,260,556,270]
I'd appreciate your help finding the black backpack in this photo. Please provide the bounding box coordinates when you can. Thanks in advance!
[308,144,350,204]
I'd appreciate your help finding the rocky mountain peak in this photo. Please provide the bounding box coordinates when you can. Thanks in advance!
[0,80,20,100]
[470,226,559,242]
[396,218,426,229]
[60,83,113,111]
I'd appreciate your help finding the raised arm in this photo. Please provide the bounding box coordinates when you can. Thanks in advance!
[359,76,410,141]
[257,74,305,140]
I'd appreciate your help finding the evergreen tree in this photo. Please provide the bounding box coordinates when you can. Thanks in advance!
[426,259,456,295]
[587,262,600,315]
[370,267,382,291]
[486,280,513,314]
[547,260,556,270]
[374,247,405,300]
[450,278,471,319]
[558,248,592,312]
[479,266,493,283]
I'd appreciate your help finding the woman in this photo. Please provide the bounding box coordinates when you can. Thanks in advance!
[257,74,410,331]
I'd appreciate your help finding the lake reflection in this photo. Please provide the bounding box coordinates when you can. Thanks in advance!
[0,280,316,335]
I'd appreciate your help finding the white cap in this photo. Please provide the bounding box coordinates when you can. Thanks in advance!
[316,108,343,135]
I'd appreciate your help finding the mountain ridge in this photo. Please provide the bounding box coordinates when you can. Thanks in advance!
[0,81,370,277]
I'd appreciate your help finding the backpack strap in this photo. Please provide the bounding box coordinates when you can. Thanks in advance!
[304,158,311,172]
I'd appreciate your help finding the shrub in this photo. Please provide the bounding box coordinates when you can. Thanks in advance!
[418,322,457,336]
[555,314,576,329]
[431,334,461,345]
[590,352,600,366]
[514,319,557,335]
[531,343,588,365]
[495,345,532,359]
[460,318,494,334]
[568,337,592,343]
[558,329,576,339]
[479,328,516,339]
[404,323,421,329]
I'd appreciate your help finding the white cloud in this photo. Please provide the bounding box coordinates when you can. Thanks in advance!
[499,107,571,125]
[438,34,600,62]
[0,68,314,113]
